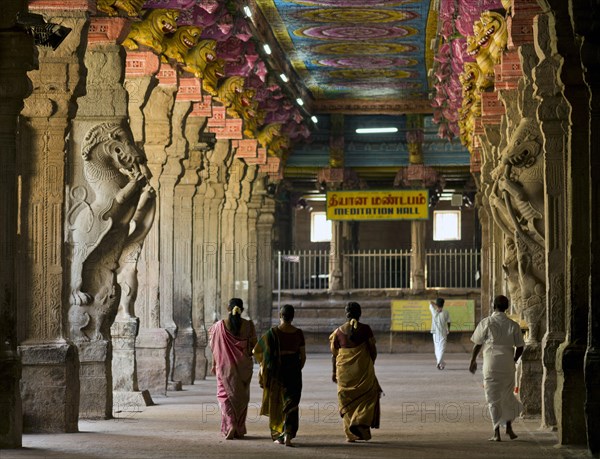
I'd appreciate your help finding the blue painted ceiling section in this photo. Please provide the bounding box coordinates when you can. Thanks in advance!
[287,115,470,168]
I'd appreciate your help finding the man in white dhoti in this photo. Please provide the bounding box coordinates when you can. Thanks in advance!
[429,298,450,370]
[469,295,525,441]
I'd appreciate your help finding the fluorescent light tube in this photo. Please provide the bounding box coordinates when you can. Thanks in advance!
[279,73,289,82]
[355,127,398,134]
[243,6,252,18]
[296,98,304,106]
[311,116,318,123]
[263,44,272,55]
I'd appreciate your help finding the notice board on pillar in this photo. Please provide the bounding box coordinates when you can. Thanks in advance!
[390,299,475,332]
[326,190,429,221]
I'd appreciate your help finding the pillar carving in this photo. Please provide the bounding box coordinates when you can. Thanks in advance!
[235,165,258,306]
[573,1,600,454]
[160,84,188,391]
[246,172,265,326]
[200,139,233,329]
[16,1,89,432]
[541,0,588,446]
[256,178,275,334]
[221,159,246,308]
[134,63,176,396]
[67,17,150,420]
[0,0,35,447]
[411,221,426,291]
[532,11,568,429]
[172,82,200,385]
[187,109,210,381]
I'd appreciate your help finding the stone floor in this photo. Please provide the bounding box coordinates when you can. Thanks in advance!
[2,354,590,459]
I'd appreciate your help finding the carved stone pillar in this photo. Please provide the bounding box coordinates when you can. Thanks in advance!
[329,221,344,291]
[410,221,426,290]
[201,139,232,328]
[16,0,89,433]
[221,159,245,307]
[246,173,264,326]
[160,72,186,391]
[235,165,258,306]
[539,0,588,446]
[532,12,568,429]
[187,105,209,381]
[134,63,176,396]
[0,0,34,447]
[256,189,276,334]
[573,1,600,454]
[67,17,147,419]
[112,50,161,406]
[172,79,200,385]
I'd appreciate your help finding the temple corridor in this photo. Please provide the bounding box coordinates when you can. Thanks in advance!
[1,354,587,459]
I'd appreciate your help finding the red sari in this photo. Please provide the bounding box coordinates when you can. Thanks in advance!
[209,319,256,438]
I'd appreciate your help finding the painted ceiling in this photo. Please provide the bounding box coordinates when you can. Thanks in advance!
[254,0,436,103]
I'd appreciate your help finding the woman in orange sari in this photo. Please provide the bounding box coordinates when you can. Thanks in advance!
[209,298,257,440]
[330,301,381,442]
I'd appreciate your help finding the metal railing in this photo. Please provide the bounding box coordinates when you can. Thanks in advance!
[274,248,480,290]
[345,249,411,289]
[426,248,481,288]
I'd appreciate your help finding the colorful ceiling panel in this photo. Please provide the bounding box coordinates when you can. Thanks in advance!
[255,0,436,101]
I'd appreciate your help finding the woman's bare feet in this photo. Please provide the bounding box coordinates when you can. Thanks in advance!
[284,434,294,447]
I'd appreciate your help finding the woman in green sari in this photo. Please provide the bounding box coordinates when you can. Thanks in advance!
[330,301,382,442]
[254,304,306,447]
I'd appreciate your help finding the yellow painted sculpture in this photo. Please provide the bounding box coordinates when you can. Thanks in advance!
[268,133,290,157]
[121,9,180,54]
[162,25,203,64]
[182,39,218,78]
[239,89,264,138]
[479,11,508,65]
[201,57,226,96]
[466,34,495,82]
[216,76,246,117]
[97,0,144,16]
[257,123,283,155]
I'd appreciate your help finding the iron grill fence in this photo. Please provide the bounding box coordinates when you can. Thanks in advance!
[274,249,480,290]
[425,248,481,288]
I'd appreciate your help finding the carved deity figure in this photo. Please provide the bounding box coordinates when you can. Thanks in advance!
[257,122,282,154]
[182,39,217,78]
[488,117,546,342]
[162,25,203,64]
[97,0,144,16]
[121,9,180,55]
[67,122,152,342]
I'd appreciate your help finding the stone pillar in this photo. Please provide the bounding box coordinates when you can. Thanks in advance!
[532,12,568,429]
[134,63,176,396]
[201,139,233,326]
[221,159,245,306]
[541,0,589,445]
[246,172,263,324]
[256,188,276,333]
[67,17,148,420]
[410,220,426,290]
[235,165,258,306]
[574,1,600,454]
[329,221,344,290]
[187,104,210,381]
[0,0,34,447]
[172,78,201,385]
[159,68,186,391]
[16,0,89,433]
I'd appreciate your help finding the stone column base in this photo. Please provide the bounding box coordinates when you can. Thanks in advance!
[173,327,196,385]
[77,340,112,420]
[194,345,208,381]
[113,389,153,411]
[0,348,22,447]
[167,380,182,391]
[519,343,542,416]
[136,328,170,396]
[19,341,79,432]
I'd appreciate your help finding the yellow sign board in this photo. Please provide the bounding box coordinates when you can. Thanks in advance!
[391,299,476,332]
[326,190,429,221]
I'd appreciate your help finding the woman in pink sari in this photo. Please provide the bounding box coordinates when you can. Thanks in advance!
[209,298,257,439]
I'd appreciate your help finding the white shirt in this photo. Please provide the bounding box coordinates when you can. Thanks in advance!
[470,311,525,373]
[429,304,450,336]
